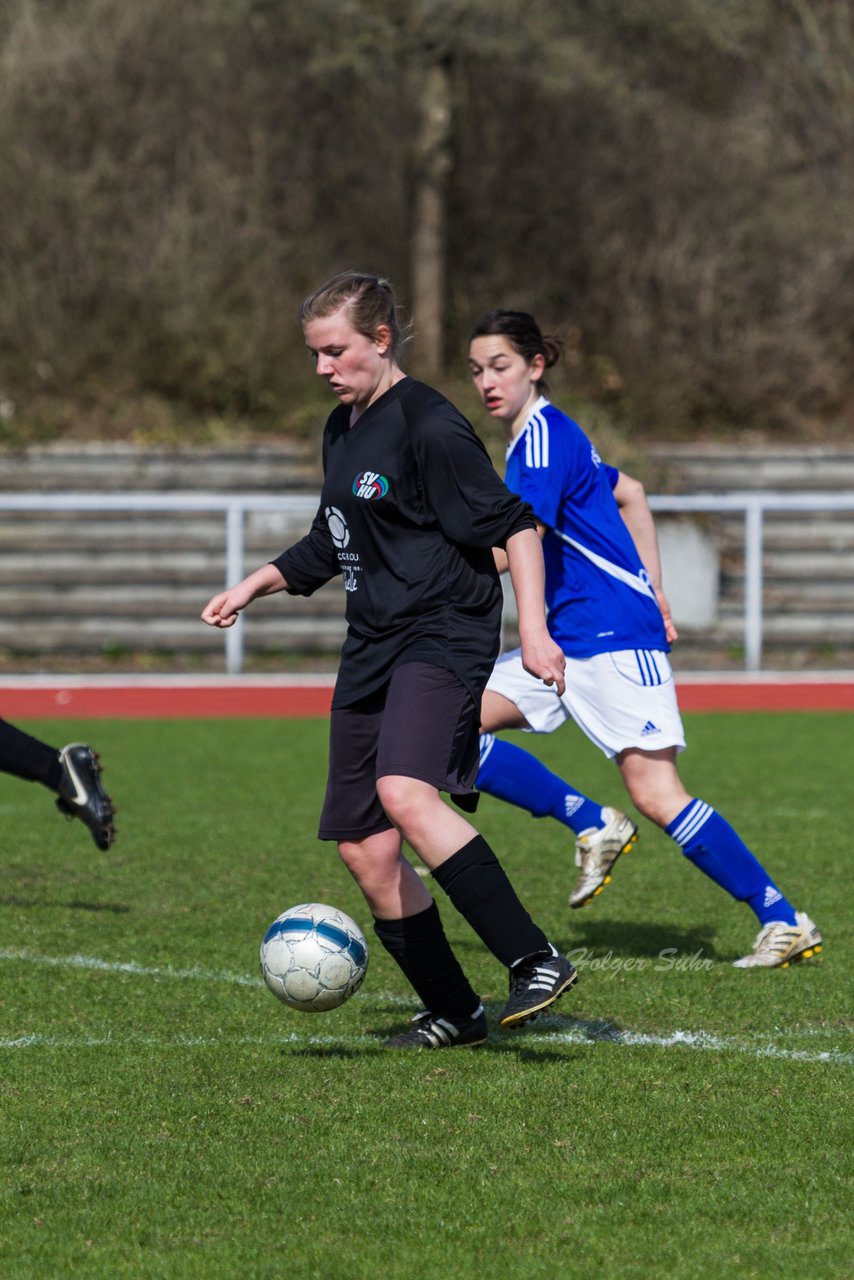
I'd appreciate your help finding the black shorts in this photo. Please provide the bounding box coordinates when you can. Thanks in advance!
[317,661,481,842]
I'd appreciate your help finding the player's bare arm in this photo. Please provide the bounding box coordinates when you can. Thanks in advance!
[505,527,566,696]
[201,562,288,629]
[612,471,679,643]
[492,519,547,575]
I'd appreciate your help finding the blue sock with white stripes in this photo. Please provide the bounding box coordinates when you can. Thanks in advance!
[666,799,797,926]
[477,734,603,835]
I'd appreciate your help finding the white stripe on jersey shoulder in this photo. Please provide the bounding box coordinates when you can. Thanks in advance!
[506,396,552,467]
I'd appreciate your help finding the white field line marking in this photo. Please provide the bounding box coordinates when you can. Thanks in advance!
[2,949,851,1064]
[0,947,262,987]
[0,1028,852,1064]
[527,1017,854,1064]
[0,947,410,1004]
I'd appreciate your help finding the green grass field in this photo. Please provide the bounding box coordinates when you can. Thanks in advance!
[1,713,851,1280]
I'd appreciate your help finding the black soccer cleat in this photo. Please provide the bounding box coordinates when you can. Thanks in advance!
[55,743,116,851]
[498,947,578,1027]
[384,1005,488,1049]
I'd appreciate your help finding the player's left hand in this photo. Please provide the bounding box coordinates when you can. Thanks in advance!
[520,628,566,697]
[655,587,679,643]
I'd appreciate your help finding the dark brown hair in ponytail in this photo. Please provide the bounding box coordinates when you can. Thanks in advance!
[470,309,563,393]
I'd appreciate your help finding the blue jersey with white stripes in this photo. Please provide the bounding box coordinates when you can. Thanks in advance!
[504,397,668,658]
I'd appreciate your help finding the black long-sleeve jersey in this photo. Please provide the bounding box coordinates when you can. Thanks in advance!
[273,377,536,708]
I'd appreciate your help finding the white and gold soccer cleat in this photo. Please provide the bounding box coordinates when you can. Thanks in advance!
[732,911,824,969]
[569,807,639,909]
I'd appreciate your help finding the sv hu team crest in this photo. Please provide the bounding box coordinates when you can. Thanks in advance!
[353,470,389,500]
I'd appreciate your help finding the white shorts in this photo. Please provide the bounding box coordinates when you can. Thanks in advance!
[484,647,686,760]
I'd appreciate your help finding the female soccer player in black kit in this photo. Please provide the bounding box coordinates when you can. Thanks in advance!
[201,271,577,1048]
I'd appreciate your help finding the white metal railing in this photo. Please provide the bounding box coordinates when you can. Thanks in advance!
[1,490,853,673]
[647,492,854,670]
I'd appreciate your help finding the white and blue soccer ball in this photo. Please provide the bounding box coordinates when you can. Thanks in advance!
[259,902,368,1012]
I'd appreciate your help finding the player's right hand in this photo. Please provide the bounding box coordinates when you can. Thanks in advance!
[201,590,242,628]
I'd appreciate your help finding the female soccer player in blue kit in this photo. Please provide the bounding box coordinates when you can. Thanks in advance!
[468,309,822,969]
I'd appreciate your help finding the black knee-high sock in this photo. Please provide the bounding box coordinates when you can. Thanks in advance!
[0,720,62,789]
[431,834,549,968]
[373,902,480,1020]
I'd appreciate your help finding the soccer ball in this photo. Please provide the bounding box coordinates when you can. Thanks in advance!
[259,902,368,1013]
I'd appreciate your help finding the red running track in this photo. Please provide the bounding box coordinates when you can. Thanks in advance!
[1,677,853,717]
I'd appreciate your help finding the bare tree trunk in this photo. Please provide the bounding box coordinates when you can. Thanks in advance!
[411,55,453,379]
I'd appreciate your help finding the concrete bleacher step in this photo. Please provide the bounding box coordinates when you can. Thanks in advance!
[0,582,345,616]
[649,444,854,492]
[0,443,321,492]
[0,616,347,654]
